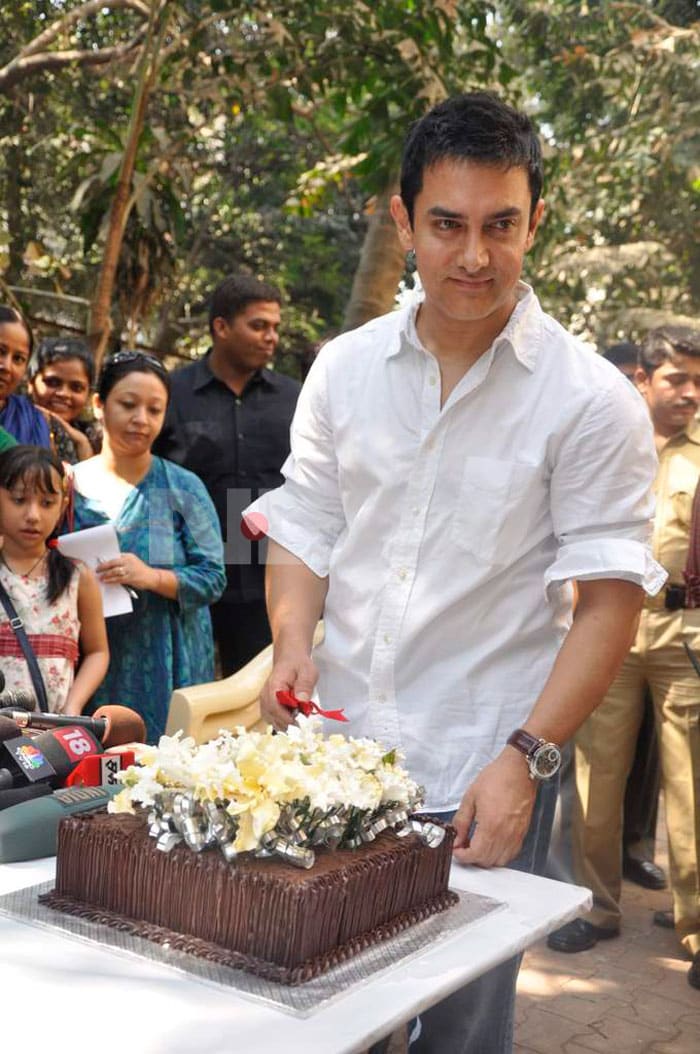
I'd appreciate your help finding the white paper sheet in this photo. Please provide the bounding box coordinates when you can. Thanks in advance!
[57,524,133,618]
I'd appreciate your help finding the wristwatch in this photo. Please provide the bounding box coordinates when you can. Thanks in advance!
[506,729,562,780]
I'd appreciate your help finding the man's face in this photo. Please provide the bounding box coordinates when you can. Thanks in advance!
[391,159,544,335]
[212,300,281,372]
[636,354,700,435]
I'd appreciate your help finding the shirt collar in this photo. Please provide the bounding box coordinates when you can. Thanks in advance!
[672,419,700,447]
[192,350,277,392]
[391,282,543,372]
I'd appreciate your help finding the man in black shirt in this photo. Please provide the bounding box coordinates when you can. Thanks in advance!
[154,275,301,674]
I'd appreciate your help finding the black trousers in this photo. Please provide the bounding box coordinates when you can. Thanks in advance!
[210,599,272,677]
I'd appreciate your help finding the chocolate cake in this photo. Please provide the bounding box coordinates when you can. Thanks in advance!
[40,811,458,984]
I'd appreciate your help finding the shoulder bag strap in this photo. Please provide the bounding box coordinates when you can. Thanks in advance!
[0,578,50,712]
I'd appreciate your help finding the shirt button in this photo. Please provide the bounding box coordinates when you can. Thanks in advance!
[383,633,392,645]
[238,433,244,440]
[235,398,242,406]
[412,507,420,516]
[377,693,386,703]
[397,568,407,581]
[429,375,437,386]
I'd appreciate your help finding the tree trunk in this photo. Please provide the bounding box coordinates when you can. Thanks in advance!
[342,182,406,332]
[4,100,27,285]
[88,1,166,370]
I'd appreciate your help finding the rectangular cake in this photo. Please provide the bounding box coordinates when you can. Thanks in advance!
[40,810,458,984]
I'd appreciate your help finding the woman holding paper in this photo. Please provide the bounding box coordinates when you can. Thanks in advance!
[69,352,226,742]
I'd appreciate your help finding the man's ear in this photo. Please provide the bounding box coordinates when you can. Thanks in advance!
[634,366,650,395]
[211,316,229,342]
[390,194,414,252]
[525,199,545,250]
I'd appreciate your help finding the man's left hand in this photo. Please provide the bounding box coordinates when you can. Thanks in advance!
[452,748,537,868]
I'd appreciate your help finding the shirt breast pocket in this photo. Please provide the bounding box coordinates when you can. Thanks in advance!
[666,458,699,529]
[450,456,542,566]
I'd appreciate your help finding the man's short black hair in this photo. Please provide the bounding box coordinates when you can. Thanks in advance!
[639,325,700,375]
[208,275,282,335]
[399,92,544,225]
[603,342,640,368]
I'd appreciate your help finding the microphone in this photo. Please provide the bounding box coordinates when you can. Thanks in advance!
[0,716,57,790]
[0,784,120,862]
[0,723,102,791]
[0,782,53,813]
[0,688,36,711]
[0,704,146,748]
[93,705,146,747]
[63,749,136,788]
[0,707,108,741]
[31,726,104,787]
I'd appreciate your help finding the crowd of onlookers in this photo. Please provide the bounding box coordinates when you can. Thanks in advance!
[0,274,295,744]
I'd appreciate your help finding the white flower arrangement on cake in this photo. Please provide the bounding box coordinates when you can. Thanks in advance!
[109,716,441,868]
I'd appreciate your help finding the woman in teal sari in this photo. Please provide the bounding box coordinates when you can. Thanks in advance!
[70,351,226,742]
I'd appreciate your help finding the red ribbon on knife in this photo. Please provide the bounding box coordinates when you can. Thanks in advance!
[276,690,348,723]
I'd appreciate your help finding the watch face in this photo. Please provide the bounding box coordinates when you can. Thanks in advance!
[531,743,562,779]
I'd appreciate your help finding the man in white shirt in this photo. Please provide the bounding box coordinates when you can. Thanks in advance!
[245,93,662,1052]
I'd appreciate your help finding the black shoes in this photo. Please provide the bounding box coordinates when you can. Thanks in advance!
[547,918,620,953]
[689,952,700,990]
[622,856,667,890]
[653,909,674,929]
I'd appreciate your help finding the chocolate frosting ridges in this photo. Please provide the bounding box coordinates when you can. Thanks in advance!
[42,810,458,983]
[38,887,459,986]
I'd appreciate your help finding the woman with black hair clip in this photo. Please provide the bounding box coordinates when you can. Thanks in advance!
[69,351,226,743]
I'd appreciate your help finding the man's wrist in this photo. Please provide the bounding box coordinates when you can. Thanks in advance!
[506,728,562,780]
[272,629,313,661]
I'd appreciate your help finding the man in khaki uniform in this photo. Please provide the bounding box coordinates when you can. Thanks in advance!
[549,324,700,989]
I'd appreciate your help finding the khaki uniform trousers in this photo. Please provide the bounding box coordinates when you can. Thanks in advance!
[573,605,700,955]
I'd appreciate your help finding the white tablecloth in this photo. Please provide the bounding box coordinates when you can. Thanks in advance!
[0,857,590,1054]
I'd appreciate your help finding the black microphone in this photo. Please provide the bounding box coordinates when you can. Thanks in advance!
[0,782,53,812]
[0,689,37,711]
[0,722,102,791]
[29,726,104,788]
[0,707,108,742]
[0,715,57,790]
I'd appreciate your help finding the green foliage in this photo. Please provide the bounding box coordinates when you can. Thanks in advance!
[1,0,697,359]
[500,0,700,342]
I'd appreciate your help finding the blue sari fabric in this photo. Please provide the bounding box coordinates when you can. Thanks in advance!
[71,456,226,742]
[0,394,51,447]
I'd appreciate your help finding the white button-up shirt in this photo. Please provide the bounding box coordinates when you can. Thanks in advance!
[247,285,664,811]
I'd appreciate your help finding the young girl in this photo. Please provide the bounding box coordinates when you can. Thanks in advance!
[0,445,108,715]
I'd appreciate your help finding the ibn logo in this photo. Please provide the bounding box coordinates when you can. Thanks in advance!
[16,743,47,772]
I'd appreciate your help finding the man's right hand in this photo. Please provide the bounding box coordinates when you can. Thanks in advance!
[259,650,319,730]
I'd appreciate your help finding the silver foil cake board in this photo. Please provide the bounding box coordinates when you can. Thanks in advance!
[0,881,505,1018]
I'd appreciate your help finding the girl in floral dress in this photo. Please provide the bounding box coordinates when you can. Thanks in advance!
[0,445,108,714]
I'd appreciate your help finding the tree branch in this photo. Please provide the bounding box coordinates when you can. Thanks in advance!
[18,0,149,59]
[0,36,145,94]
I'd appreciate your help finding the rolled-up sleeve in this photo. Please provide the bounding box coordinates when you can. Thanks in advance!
[545,381,666,596]
[245,352,346,578]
